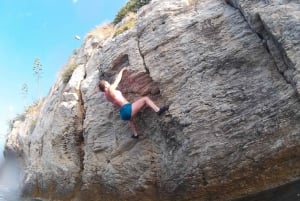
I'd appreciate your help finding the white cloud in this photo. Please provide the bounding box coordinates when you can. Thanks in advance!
[72,0,78,3]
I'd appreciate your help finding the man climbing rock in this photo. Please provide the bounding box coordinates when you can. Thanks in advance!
[98,67,168,139]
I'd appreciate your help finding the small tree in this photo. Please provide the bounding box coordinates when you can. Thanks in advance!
[135,0,151,10]
[21,83,28,108]
[33,58,43,99]
[113,0,151,25]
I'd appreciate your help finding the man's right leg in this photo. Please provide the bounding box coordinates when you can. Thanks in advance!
[131,96,160,117]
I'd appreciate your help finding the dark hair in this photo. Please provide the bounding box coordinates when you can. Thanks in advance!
[99,80,107,92]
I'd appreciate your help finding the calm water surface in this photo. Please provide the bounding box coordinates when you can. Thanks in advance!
[0,158,23,201]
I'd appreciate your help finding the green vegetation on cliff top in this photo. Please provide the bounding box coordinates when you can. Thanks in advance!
[113,0,151,25]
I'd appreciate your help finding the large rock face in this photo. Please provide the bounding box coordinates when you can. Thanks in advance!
[5,0,300,200]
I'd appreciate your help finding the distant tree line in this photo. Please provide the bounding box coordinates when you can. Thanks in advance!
[9,57,43,133]
[21,57,43,110]
[113,0,151,25]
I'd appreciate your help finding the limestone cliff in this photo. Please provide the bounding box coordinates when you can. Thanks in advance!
[5,0,300,200]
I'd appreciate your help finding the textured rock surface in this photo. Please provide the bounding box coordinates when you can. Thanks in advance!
[5,0,300,200]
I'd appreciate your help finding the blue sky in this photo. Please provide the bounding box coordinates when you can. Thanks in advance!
[0,0,127,145]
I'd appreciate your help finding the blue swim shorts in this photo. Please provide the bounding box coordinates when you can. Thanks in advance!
[119,103,132,120]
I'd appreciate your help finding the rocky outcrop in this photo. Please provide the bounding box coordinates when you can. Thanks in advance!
[5,0,300,200]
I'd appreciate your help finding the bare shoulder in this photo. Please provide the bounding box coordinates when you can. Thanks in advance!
[108,87,117,98]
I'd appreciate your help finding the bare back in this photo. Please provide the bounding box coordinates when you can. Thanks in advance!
[105,89,129,108]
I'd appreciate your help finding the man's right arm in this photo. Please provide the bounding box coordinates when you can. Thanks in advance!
[110,68,127,90]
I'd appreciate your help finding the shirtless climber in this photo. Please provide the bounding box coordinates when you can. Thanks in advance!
[98,67,168,139]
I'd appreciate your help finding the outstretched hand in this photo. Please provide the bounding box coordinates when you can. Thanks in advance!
[111,67,129,90]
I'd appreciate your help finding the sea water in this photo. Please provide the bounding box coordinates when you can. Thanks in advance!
[0,157,23,201]
[0,138,23,201]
